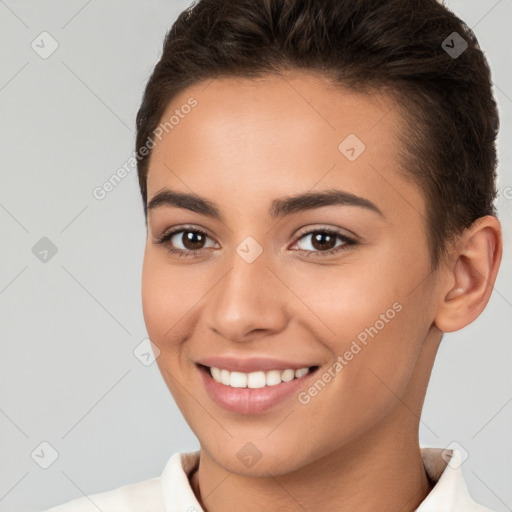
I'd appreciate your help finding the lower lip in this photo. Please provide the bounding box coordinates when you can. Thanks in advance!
[198,365,317,415]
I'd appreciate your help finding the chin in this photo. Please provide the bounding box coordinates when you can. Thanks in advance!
[199,435,314,477]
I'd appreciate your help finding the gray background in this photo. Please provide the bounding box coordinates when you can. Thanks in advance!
[0,1,511,510]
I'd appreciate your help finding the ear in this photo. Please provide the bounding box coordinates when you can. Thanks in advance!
[434,215,503,333]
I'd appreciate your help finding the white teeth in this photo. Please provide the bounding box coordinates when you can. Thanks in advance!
[247,371,266,388]
[280,369,295,382]
[266,370,282,386]
[229,371,247,388]
[295,367,309,378]
[209,366,312,388]
[210,367,222,382]
[220,369,230,386]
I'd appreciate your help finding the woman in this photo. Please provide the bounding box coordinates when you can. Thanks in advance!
[45,0,503,510]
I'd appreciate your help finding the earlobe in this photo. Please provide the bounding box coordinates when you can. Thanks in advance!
[434,216,502,333]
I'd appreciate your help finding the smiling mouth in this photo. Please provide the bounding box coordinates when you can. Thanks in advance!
[199,364,319,389]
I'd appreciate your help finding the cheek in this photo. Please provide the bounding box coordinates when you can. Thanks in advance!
[141,252,192,404]
[141,254,169,343]
[280,259,405,344]
[141,248,202,345]
[281,255,430,395]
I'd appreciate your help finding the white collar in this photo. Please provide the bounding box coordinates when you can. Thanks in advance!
[160,447,492,512]
[416,447,492,511]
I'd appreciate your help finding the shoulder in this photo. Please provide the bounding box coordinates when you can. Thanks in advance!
[41,476,164,512]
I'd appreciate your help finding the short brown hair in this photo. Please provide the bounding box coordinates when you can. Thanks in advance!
[135,0,499,268]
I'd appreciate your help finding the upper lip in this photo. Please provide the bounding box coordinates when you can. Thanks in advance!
[196,356,318,373]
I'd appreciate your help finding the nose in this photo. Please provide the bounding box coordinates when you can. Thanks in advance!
[205,248,289,343]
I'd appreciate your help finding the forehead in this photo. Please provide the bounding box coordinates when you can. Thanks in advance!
[146,71,425,222]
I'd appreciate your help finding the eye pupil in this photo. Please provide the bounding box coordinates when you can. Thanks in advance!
[183,231,205,250]
[311,232,336,251]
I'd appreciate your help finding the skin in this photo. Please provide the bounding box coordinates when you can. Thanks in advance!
[141,71,502,512]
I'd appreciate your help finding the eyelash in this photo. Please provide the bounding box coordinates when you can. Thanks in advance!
[154,225,357,259]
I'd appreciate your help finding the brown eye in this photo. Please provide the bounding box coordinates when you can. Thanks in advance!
[293,228,356,257]
[309,232,337,251]
[179,230,207,250]
[155,226,217,257]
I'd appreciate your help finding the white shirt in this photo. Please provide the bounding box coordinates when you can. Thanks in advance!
[43,447,494,512]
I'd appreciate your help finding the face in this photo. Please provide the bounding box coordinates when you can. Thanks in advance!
[142,71,442,476]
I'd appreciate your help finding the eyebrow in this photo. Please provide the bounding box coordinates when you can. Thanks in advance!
[147,187,384,221]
